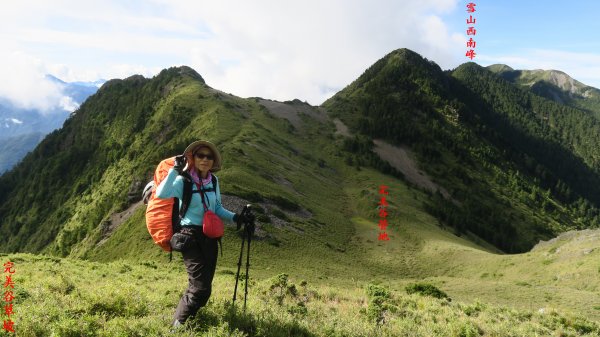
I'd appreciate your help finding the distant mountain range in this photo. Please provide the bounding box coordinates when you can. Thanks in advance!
[487,64,600,120]
[0,76,104,173]
[1,51,600,256]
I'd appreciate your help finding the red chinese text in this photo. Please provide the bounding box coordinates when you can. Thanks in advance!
[3,261,15,334]
[466,2,476,13]
[378,185,390,241]
[465,1,478,60]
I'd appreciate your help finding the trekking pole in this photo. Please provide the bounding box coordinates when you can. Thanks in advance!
[244,222,252,311]
[232,228,246,306]
[233,205,252,309]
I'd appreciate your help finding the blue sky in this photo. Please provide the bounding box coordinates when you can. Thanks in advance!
[445,1,600,77]
[463,1,600,55]
[1,0,599,110]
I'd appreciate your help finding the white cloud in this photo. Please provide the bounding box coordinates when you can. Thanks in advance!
[59,96,79,112]
[1,0,465,105]
[7,0,600,107]
[0,51,64,112]
[0,50,156,114]
[178,0,464,104]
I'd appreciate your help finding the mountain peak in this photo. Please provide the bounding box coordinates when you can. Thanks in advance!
[381,48,441,69]
[124,74,147,83]
[45,74,67,85]
[345,48,444,91]
[173,66,205,83]
[487,64,514,74]
[386,48,423,59]
[143,65,206,85]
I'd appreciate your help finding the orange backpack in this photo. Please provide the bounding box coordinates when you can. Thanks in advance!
[143,156,193,252]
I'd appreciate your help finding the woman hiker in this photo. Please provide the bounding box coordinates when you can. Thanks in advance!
[156,140,253,328]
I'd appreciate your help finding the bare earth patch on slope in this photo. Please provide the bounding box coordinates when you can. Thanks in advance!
[97,201,143,246]
[372,139,451,199]
[257,99,327,130]
[333,118,352,137]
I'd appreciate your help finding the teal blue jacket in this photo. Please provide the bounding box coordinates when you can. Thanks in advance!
[156,168,236,226]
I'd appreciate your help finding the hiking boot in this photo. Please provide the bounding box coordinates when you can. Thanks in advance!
[170,319,184,333]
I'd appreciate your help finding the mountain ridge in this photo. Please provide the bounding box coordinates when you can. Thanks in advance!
[2,50,600,256]
[1,50,600,333]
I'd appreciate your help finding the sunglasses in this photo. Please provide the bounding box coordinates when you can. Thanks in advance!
[194,153,214,160]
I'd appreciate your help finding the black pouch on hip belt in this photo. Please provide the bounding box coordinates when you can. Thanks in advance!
[170,226,197,252]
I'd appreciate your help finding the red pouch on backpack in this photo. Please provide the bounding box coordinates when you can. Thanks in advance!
[203,210,224,238]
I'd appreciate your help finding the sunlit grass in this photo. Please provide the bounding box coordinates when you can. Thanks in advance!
[2,253,599,336]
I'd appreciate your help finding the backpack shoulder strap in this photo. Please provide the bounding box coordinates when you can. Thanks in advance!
[180,172,193,219]
[212,174,218,192]
[211,174,223,257]
[170,173,192,263]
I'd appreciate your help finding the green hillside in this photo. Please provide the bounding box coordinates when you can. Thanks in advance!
[323,49,600,253]
[1,50,600,335]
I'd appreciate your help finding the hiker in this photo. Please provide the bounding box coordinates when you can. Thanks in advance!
[155,140,253,328]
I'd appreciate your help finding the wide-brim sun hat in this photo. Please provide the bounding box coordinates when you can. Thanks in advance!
[183,140,222,172]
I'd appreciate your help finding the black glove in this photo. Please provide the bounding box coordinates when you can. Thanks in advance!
[174,155,186,173]
[235,211,255,231]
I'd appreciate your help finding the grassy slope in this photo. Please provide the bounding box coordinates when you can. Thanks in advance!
[4,175,600,336]
[4,251,598,337]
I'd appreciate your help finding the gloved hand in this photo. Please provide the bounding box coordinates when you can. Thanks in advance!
[235,211,255,231]
[174,155,186,173]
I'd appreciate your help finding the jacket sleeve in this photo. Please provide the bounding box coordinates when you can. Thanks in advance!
[213,176,236,223]
[156,168,183,200]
